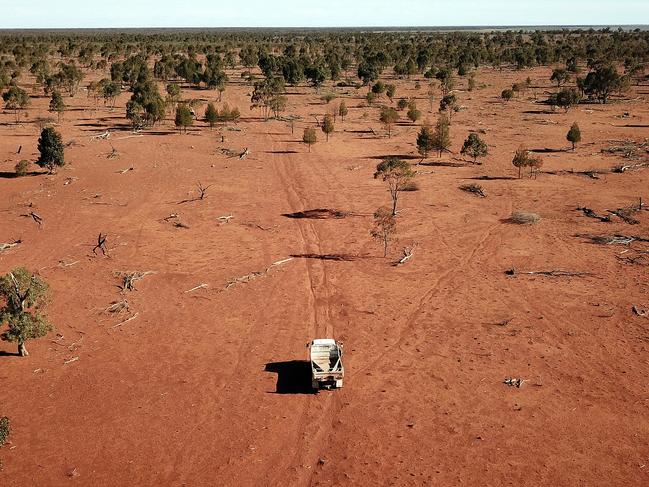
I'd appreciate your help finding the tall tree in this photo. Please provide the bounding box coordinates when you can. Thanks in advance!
[379,106,399,138]
[416,121,434,161]
[371,207,396,257]
[49,91,65,122]
[302,127,317,152]
[373,157,415,216]
[2,85,30,123]
[37,127,65,173]
[321,113,334,141]
[338,101,348,122]
[204,102,218,130]
[432,115,451,157]
[175,104,193,134]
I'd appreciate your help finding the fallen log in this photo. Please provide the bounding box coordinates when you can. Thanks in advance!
[576,207,611,222]
[505,268,592,277]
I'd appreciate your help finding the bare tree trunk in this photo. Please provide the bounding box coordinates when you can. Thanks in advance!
[18,340,28,357]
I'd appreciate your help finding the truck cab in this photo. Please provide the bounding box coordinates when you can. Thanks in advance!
[308,339,344,390]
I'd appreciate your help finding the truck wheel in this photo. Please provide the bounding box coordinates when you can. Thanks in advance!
[312,380,319,390]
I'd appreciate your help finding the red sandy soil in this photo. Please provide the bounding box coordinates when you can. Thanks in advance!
[1,66,648,486]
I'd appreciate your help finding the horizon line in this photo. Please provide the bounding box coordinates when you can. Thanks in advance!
[1,24,648,31]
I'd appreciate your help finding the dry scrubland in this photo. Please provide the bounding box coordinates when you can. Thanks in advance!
[0,31,648,486]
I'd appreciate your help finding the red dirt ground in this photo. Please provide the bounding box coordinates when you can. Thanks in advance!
[1,66,648,486]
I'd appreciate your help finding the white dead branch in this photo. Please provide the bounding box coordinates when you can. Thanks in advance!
[397,245,416,266]
[63,356,80,365]
[217,214,234,224]
[224,258,293,290]
[111,312,139,328]
[184,283,208,293]
[91,130,110,141]
[0,240,21,252]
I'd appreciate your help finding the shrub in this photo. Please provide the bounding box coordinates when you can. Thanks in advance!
[509,211,541,225]
[14,159,30,176]
[0,417,9,446]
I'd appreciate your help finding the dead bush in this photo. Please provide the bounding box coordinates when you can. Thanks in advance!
[399,181,420,192]
[509,211,541,225]
[14,160,30,176]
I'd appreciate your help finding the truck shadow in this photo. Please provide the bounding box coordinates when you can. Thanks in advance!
[265,360,316,394]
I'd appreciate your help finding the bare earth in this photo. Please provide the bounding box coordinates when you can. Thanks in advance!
[1,67,648,486]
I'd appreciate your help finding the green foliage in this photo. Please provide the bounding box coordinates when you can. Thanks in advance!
[386,83,396,100]
[175,104,193,133]
[379,106,399,137]
[550,68,570,87]
[396,98,408,111]
[554,88,582,111]
[321,113,334,141]
[321,93,336,104]
[501,89,514,102]
[461,133,488,163]
[338,101,348,121]
[512,146,543,178]
[302,127,317,151]
[371,207,396,257]
[583,65,624,104]
[204,102,218,129]
[0,267,52,357]
[48,91,65,121]
[432,115,451,157]
[371,81,386,94]
[37,127,65,173]
[407,103,421,123]
[374,157,415,215]
[567,122,582,149]
[366,91,378,106]
[416,122,434,159]
[2,84,30,122]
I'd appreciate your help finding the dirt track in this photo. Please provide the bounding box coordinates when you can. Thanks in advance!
[1,67,648,486]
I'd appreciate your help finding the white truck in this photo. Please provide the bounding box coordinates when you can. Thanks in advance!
[308,339,344,390]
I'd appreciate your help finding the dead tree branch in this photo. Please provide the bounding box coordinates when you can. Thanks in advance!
[505,268,592,277]
[116,271,155,291]
[92,233,108,255]
[21,211,43,227]
[0,240,21,252]
[576,207,611,222]
[224,258,293,290]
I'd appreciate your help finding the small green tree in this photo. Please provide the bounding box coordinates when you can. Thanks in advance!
[566,122,581,150]
[175,104,193,133]
[371,207,396,257]
[397,98,408,111]
[555,88,581,112]
[303,127,317,152]
[501,89,514,102]
[432,114,451,157]
[416,121,434,161]
[2,85,30,123]
[461,133,488,164]
[338,101,348,122]
[407,101,421,123]
[512,145,541,178]
[374,157,415,216]
[379,106,399,137]
[468,75,476,92]
[321,113,334,141]
[0,267,52,357]
[37,127,65,173]
[386,83,396,101]
[204,102,218,130]
[551,68,570,87]
[48,91,65,122]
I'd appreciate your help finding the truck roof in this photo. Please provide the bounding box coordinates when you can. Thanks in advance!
[311,338,336,346]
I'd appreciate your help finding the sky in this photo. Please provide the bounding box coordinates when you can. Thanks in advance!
[2,0,648,29]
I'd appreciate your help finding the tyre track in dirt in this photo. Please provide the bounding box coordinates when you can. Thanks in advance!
[265,129,349,486]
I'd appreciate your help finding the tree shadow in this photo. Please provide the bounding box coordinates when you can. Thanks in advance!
[368,154,420,161]
[469,175,516,181]
[0,171,46,179]
[265,150,299,154]
[529,148,566,153]
[264,360,316,394]
[290,253,359,261]
[282,208,347,219]
[419,160,467,168]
